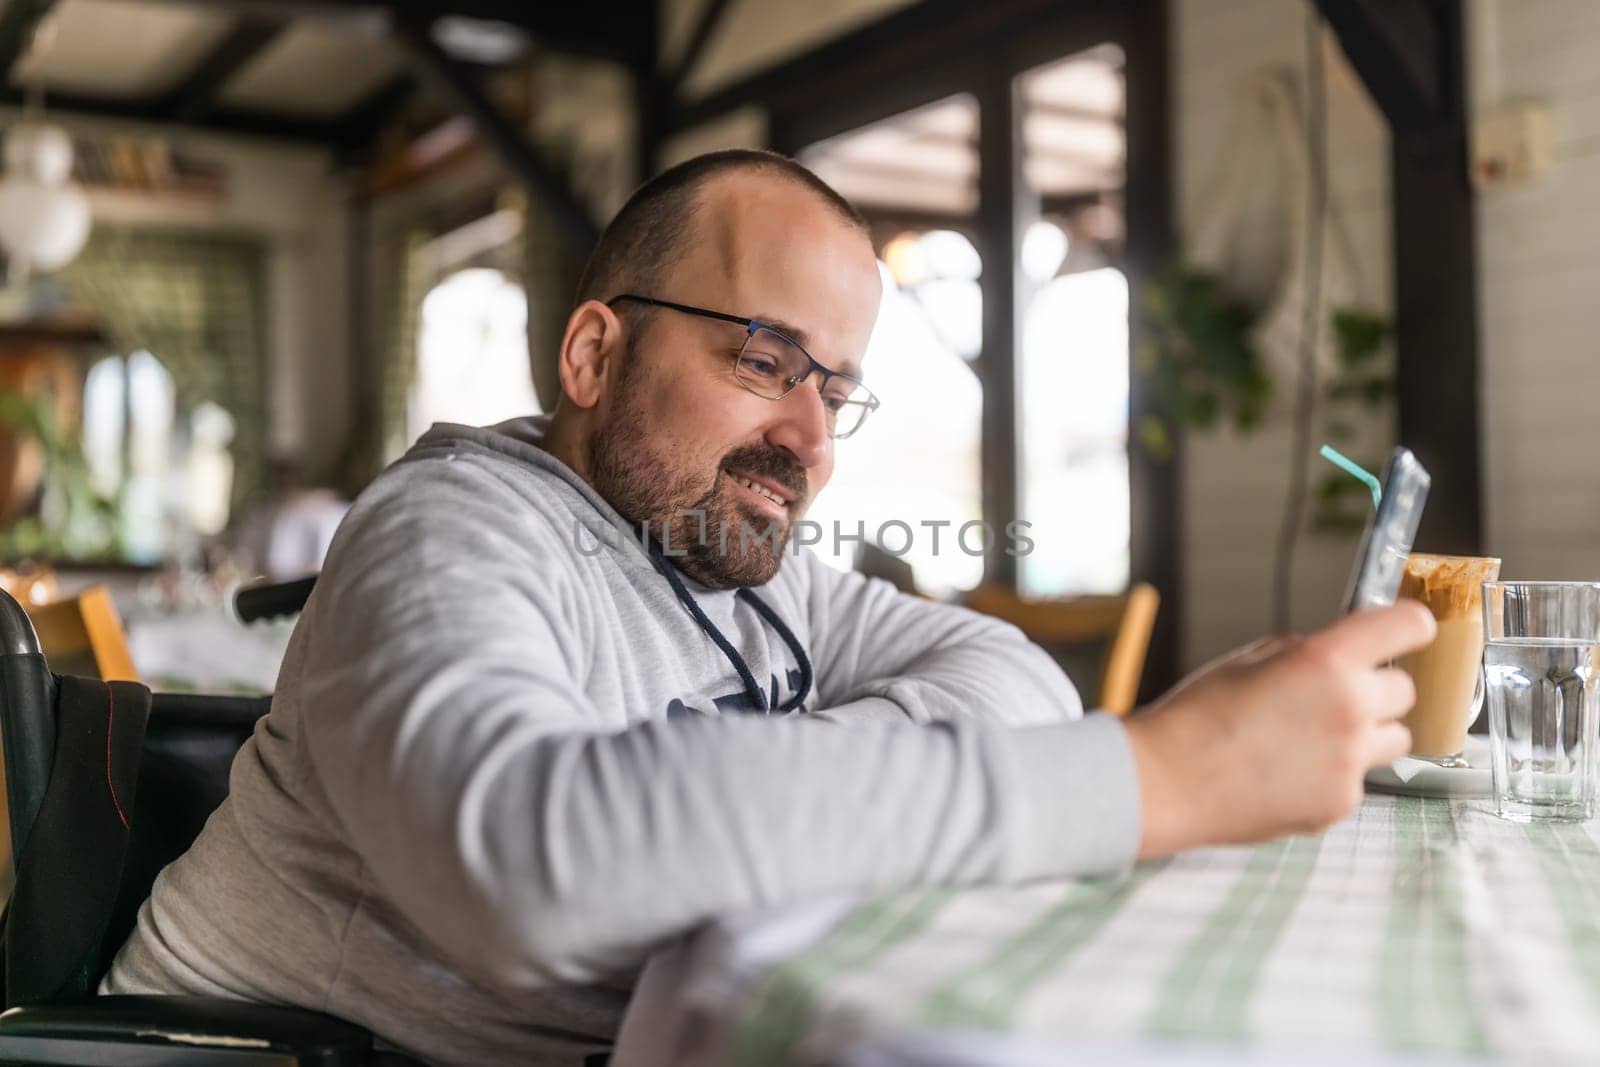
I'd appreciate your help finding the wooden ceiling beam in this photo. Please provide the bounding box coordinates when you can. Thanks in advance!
[0,0,59,86]
[0,84,348,144]
[389,10,599,249]
[664,0,1120,136]
[1313,0,1482,552]
[124,0,654,66]
[433,0,653,65]
[162,13,287,124]
[331,71,418,163]
[666,0,730,94]
[1312,0,1445,133]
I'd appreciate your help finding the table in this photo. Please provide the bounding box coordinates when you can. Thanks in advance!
[126,606,295,694]
[613,795,1600,1066]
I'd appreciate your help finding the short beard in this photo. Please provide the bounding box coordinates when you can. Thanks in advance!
[586,345,808,589]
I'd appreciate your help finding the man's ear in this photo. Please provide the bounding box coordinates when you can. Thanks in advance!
[558,300,624,409]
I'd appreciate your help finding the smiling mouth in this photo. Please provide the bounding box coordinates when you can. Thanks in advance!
[725,470,792,510]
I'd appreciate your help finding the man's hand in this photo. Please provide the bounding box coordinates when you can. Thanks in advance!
[1124,601,1436,859]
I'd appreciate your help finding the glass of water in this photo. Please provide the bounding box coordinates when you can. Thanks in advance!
[1483,581,1600,821]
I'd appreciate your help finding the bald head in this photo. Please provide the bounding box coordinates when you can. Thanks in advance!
[574,149,868,307]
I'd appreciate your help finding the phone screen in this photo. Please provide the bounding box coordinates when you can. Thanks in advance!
[1342,448,1431,613]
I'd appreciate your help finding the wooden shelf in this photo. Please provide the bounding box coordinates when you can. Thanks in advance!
[0,321,106,349]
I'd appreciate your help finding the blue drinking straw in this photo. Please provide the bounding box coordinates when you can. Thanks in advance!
[1319,444,1382,509]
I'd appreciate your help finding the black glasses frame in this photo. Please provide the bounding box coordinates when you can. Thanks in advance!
[606,293,881,438]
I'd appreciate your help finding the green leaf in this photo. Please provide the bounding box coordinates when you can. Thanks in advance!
[1332,308,1390,369]
[0,387,122,562]
[1138,264,1270,440]
[1137,415,1172,461]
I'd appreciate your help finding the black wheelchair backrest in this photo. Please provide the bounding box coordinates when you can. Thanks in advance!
[0,589,56,868]
[0,586,273,998]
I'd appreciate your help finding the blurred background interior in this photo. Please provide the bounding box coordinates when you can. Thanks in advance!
[0,0,1579,705]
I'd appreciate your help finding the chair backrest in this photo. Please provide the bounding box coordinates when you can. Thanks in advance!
[0,587,270,997]
[26,586,139,683]
[855,544,919,596]
[0,586,139,898]
[965,582,1161,715]
[0,589,56,882]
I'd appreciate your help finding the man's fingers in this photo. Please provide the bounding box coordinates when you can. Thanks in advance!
[1368,721,1413,768]
[1309,601,1436,666]
[1363,666,1418,722]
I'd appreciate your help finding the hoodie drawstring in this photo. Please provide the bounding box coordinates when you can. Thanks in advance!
[643,533,814,714]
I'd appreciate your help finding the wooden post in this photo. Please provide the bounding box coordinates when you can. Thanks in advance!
[977,63,1026,588]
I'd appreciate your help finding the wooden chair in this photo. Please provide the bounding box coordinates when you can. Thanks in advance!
[24,584,139,683]
[965,582,1160,715]
[855,542,920,596]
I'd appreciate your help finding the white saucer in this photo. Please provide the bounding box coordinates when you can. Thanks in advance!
[1364,734,1493,798]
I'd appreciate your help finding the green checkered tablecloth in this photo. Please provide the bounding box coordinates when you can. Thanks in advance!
[698,795,1600,1065]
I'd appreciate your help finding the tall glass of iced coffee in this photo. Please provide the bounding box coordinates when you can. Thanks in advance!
[1396,553,1502,765]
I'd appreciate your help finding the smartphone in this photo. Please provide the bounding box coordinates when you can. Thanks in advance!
[1342,447,1431,612]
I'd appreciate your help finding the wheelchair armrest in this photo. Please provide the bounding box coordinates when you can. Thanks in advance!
[234,575,317,623]
[0,994,375,1066]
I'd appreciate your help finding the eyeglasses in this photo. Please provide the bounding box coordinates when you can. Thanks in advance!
[606,293,881,439]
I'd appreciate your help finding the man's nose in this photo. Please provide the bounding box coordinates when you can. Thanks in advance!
[765,375,831,470]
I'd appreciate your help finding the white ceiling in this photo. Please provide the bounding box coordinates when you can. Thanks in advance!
[220,22,405,118]
[802,50,1125,216]
[8,0,409,120]
[1024,43,1124,115]
[2,0,1128,180]
[11,0,231,97]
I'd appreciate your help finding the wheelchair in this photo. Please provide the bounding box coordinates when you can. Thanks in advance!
[0,575,426,1065]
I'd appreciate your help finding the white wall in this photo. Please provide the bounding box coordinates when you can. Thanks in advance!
[1472,0,1600,582]
[1173,0,1394,667]
[1175,0,1600,668]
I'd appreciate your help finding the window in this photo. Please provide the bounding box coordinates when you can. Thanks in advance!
[82,350,233,562]
[798,57,1130,598]
[408,267,540,443]
[772,14,1170,683]
[803,255,985,597]
[800,95,987,597]
[1013,47,1129,596]
[1019,264,1129,594]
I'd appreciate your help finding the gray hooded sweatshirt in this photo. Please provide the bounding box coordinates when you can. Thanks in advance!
[102,417,1142,1065]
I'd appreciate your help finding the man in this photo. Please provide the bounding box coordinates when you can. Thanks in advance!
[103,150,1432,1065]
